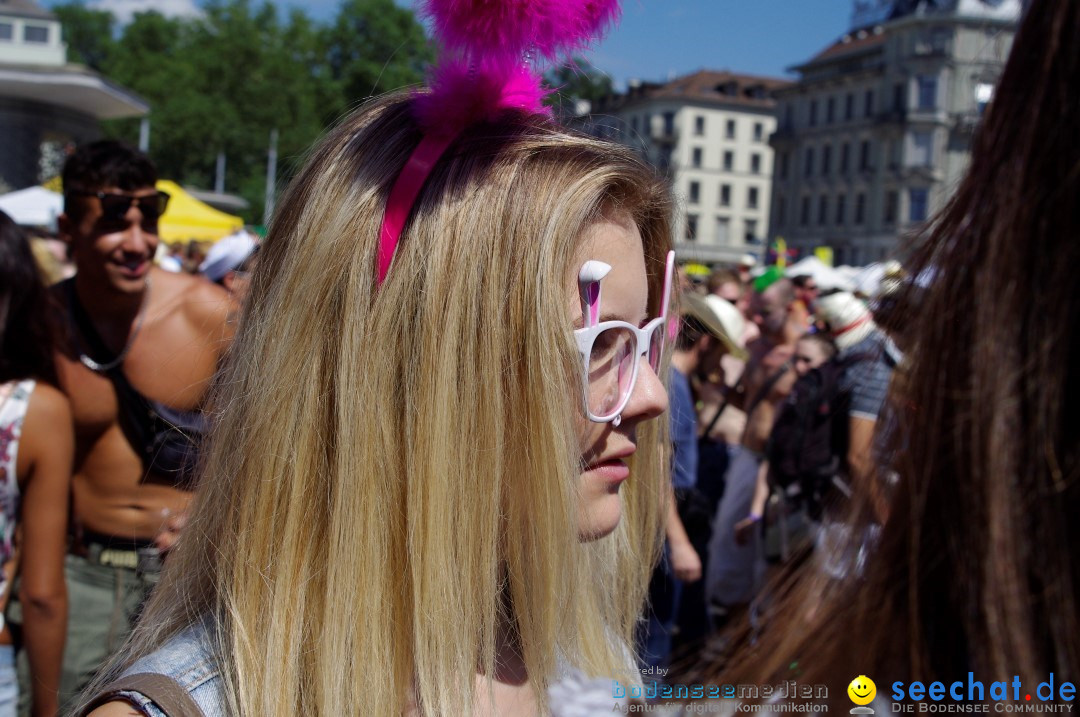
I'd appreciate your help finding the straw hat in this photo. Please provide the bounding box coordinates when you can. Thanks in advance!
[682,292,747,359]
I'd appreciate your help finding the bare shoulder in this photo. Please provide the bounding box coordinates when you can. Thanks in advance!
[153,267,233,335]
[85,701,144,716]
[18,382,73,481]
[24,381,72,427]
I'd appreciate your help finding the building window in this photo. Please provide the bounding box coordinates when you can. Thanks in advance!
[826,97,836,124]
[893,82,906,112]
[663,112,675,136]
[24,24,49,43]
[864,89,875,118]
[809,100,818,127]
[688,181,700,204]
[747,187,759,210]
[694,115,705,136]
[750,153,762,174]
[835,194,846,225]
[692,147,703,168]
[885,190,898,224]
[917,75,938,110]
[723,151,734,172]
[726,119,736,139]
[840,142,850,174]
[822,144,832,176]
[686,214,698,240]
[716,216,730,243]
[777,197,787,228]
[909,188,929,222]
[630,116,639,134]
[818,196,829,226]
[804,147,815,178]
[719,184,731,207]
[745,220,758,242]
[753,122,764,141]
[910,131,933,167]
[845,92,855,121]
[779,152,789,180]
[855,193,867,224]
[0,23,13,41]
[800,197,811,227]
[859,140,871,171]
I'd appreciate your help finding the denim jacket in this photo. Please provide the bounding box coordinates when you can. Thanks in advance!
[109,619,628,716]
[110,619,226,717]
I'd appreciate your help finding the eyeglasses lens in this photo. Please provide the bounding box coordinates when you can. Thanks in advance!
[99,192,170,225]
[588,325,636,418]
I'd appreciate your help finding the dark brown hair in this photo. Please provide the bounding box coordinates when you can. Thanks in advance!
[797,331,836,362]
[62,139,158,219]
[0,211,57,385]
[686,0,1080,695]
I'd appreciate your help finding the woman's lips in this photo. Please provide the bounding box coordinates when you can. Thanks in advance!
[586,458,630,484]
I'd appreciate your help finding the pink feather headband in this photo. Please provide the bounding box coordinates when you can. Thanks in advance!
[377,0,622,285]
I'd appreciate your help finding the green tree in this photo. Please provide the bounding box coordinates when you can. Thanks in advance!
[48,0,432,223]
[322,0,432,105]
[51,2,116,70]
[545,58,614,118]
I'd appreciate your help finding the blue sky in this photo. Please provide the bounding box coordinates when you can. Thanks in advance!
[575,0,854,87]
[53,0,858,87]
[307,0,857,87]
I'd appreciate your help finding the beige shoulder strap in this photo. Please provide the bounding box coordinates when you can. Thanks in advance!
[80,672,205,717]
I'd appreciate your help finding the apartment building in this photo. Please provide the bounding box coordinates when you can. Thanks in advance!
[769,0,1020,266]
[587,70,791,263]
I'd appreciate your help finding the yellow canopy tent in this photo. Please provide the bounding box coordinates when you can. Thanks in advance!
[156,180,243,243]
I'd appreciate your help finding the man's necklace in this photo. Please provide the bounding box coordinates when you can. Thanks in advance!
[77,277,151,373]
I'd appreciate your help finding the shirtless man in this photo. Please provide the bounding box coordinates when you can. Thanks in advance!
[704,275,805,622]
[48,141,233,708]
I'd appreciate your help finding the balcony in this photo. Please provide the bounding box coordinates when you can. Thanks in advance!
[906,107,949,125]
[875,109,907,126]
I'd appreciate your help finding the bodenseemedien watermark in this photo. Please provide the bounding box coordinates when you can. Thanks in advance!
[613,679,830,701]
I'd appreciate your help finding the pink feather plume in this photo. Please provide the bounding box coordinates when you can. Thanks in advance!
[413,0,620,131]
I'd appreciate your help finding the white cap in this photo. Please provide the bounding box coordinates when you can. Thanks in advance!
[199,231,257,282]
[815,291,876,349]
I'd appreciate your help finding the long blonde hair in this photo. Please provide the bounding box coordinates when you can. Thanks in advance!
[94,94,673,715]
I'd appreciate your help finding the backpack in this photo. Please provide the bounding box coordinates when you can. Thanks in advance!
[765,352,872,518]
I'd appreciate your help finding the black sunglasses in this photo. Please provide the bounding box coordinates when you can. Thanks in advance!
[69,190,171,226]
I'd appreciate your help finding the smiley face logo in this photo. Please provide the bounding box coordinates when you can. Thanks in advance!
[848,675,877,706]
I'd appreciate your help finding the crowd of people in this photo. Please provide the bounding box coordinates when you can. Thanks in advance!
[0,0,1075,715]
[637,249,903,676]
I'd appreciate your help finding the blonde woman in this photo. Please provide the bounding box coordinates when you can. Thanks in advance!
[81,87,673,716]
